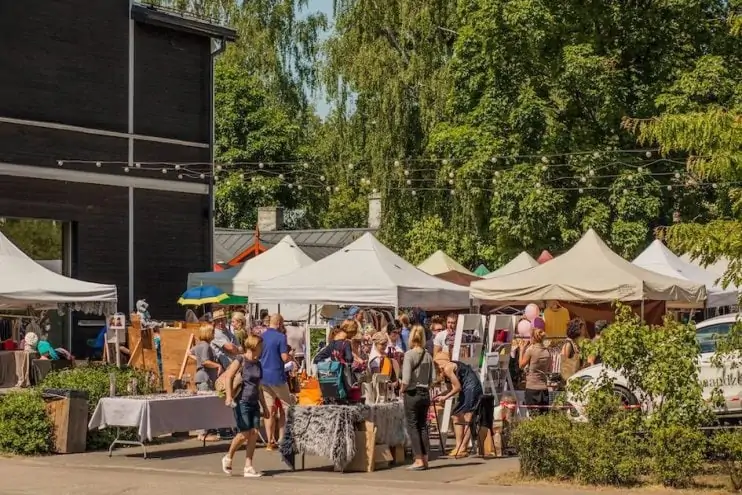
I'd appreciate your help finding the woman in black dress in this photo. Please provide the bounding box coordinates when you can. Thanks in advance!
[433,352,484,457]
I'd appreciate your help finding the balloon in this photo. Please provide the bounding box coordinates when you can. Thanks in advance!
[516,319,532,338]
[524,303,540,322]
[532,316,546,331]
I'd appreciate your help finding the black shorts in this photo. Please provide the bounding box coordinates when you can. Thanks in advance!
[234,401,261,431]
[524,389,550,415]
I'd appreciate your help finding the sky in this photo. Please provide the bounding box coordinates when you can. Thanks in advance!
[305,0,334,118]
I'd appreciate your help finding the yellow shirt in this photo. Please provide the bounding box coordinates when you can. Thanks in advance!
[544,306,570,338]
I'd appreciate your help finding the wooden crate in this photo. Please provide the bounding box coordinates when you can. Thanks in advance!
[44,395,88,454]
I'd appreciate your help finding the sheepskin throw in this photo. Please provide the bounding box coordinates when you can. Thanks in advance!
[280,402,405,470]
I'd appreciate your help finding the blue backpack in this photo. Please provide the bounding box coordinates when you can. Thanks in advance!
[317,360,348,400]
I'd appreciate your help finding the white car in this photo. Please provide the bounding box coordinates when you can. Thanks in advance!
[566,313,742,422]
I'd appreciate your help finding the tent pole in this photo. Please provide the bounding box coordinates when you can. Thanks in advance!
[640,299,645,321]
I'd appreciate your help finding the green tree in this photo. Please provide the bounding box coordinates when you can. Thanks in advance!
[0,219,61,260]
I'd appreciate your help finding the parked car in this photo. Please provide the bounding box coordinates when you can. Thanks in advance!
[566,312,742,422]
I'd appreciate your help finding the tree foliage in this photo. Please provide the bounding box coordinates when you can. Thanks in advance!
[0,219,61,260]
[317,0,739,268]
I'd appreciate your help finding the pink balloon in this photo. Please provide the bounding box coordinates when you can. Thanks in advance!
[525,303,540,322]
[517,319,532,338]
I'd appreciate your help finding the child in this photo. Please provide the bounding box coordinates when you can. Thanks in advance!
[493,394,518,457]
[222,334,270,478]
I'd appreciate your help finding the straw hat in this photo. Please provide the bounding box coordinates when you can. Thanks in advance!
[212,309,226,320]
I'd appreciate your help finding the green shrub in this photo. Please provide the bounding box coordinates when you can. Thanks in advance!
[0,390,54,455]
[574,418,644,486]
[512,414,578,479]
[710,430,742,491]
[650,425,705,488]
[41,364,156,450]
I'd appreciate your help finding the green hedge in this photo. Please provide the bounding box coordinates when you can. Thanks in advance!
[41,364,156,450]
[0,390,54,455]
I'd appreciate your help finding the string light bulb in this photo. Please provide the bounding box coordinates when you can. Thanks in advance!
[541,156,548,164]
[135,163,141,168]
[216,165,222,172]
[442,159,448,165]
[448,171,454,178]
[161,168,167,174]
[450,189,455,195]
[667,185,672,191]
[124,167,130,172]
[645,151,652,158]
[297,184,302,190]
[175,164,181,170]
[200,173,205,179]
[348,163,354,169]
[404,169,410,176]
[178,174,183,179]
[406,179,412,185]
[57,160,63,166]
[96,161,102,168]
[303,162,309,169]
[490,157,497,163]
[448,179,454,185]
[258,162,264,169]
[394,160,401,167]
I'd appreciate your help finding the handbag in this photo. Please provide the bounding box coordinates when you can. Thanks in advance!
[215,356,243,397]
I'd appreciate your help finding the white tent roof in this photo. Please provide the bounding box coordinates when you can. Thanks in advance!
[0,230,117,314]
[470,229,707,304]
[249,233,471,308]
[484,251,539,279]
[634,240,738,308]
[680,253,731,278]
[188,235,314,295]
[418,250,474,276]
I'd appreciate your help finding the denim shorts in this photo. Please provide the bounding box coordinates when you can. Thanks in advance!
[234,401,261,432]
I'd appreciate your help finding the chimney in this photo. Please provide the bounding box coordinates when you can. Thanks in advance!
[368,193,382,229]
[257,206,284,231]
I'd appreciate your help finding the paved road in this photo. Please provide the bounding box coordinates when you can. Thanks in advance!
[0,457,608,495]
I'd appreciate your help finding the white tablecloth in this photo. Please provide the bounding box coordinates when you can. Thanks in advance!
[88,394,236,441]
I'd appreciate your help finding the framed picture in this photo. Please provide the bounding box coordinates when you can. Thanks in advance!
[107,313,127,344]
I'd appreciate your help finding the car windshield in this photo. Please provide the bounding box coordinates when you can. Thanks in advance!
[696,322,734,354]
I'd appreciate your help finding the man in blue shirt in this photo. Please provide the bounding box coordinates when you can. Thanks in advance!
[260,313,293,450]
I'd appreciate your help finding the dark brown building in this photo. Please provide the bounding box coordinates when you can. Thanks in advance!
[0,1,235,353]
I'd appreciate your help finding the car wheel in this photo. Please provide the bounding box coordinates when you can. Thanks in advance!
[613,385,639,407]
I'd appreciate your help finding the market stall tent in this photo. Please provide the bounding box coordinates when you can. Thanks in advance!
[681,253,731,278]
[187,235,314,295]
[537,250,554,264]
[633,240,738,308]
[0,230,117,314]
[484,251,539,279]
[187,235,314,321]
[417,250,481,286]
[470,229,706,305]
[250,233,471,309]
[473,264,490,277]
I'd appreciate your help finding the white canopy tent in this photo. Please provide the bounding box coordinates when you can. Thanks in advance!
[633,240,738,308]
[470,229,707,305]
[681,253,731,278]
[484,251,539,279]
[0,230,117,314]
[187,235,314,321]
[249,233,471,309]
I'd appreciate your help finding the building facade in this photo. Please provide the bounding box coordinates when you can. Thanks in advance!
[0,1,235,352]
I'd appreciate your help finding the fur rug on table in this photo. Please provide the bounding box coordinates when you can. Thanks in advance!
[279,402,405,470]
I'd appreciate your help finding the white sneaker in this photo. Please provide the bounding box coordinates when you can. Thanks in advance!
[243,466,263,478]
[221,455,232,475]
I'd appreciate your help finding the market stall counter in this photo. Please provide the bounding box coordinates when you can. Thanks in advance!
[279,402,406,472]
[88,392,235,458]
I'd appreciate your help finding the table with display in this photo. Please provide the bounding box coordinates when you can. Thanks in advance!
[279,401,407,472]
[88,392,235,458]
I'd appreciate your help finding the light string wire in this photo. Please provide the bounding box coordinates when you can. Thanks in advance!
[55,149,735,194]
